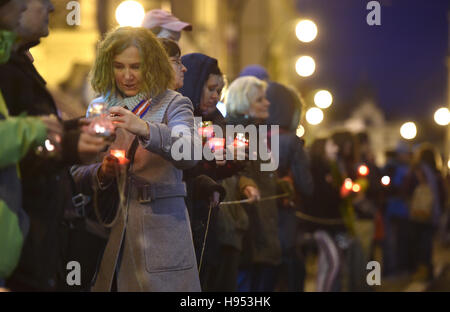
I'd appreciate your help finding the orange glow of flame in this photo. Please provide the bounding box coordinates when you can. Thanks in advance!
[344,178,353,190]
[208,138,225,151]
[352,184,361,193]
[198,126,214,138]
[110,149,128,165]
[358,165,369,176]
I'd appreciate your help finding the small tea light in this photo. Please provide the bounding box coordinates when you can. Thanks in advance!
[110,149,129,165]
[208,138,225,151]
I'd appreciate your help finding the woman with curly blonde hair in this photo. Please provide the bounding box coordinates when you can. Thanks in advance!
[72,27,201,292]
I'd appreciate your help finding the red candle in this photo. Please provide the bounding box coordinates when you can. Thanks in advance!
[110,149,129,165]
[208,138,225,151]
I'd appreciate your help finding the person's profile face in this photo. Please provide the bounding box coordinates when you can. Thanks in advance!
[200,74,223,116]
[0,0,27,31]
[113,46,143,97]
[169,54,187,90]
[16,0,54,43]
[249,87,270,120]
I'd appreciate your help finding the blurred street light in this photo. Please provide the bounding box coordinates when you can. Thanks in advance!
[448,159,450,170]
[115,1,145,27]
[400,122,417,140]
[295,19,318,43]
[296,125,305,138]
[314,90,333,109]
[306,107,324,125]
[434,107,450,126]
[295,56,316,77]
[381,176,391,186]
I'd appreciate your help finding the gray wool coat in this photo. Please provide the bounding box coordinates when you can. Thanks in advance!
[72,89,201,292]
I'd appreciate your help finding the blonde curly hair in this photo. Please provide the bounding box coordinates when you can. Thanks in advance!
[91,27,173,97]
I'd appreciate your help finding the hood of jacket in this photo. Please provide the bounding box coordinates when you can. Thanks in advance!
[266,82,301,132]
[179,53,219,115]
[239,64,269,81]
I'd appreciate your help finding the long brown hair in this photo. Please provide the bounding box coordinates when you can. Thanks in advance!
[91,27,173,97]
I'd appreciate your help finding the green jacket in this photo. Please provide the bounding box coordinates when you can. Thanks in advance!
[0,88,47,279]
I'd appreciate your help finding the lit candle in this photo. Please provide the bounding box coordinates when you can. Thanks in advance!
[110,149,129,165]
[344,178,353,191]
[358,165,369,176]
[208,138,225,151]
[352,183,361,193]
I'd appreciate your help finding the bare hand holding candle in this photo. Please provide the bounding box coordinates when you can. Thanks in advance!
[108,106,150,140]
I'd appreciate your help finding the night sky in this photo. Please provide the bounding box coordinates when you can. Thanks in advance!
[295,0,449,121]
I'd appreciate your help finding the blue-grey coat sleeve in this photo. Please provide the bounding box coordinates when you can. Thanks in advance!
[71,163,107,193]
[139,94,200,170]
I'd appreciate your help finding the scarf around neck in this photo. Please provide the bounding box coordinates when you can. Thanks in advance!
[104,92,153,119]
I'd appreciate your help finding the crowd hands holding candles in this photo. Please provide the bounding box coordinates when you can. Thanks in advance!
[0,1,449,292]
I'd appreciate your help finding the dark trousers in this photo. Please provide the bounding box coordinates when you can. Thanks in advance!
[408,221,434,274]
[276,248,306,292]
[238,264,277,292]
[201,245,241,292]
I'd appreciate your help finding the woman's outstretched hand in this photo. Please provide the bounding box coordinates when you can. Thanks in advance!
[108,106,150,139]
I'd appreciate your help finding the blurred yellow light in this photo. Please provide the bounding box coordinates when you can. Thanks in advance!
[434,107,450,126]
[448,159,450,170]
[381,176,391,186]
[296,56,316,77]
[400,122,417,140]
[296,125,305,138]
[295,19,318,43]
[115,1,145,27]
[314,90,333,109]
[306,107,323,125]
[344,178,353,190]
[352,184,361,193]
[358,165,369,176]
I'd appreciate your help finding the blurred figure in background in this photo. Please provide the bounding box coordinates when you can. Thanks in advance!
[142,9,192,42]
[300,137,346,291]
[239,64,270,82]
[405,143,446,281]
[353,133,382,260]
[381,142,412,277]
[330,131,370,291]
[265,82,313,291]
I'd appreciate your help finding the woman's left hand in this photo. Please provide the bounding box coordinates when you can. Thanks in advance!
[108,106,149,139]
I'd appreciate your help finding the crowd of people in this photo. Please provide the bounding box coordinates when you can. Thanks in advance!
[0,0,449,292]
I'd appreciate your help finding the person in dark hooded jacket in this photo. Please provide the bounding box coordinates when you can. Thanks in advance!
[179,53,248,288]
[266,82,313,291]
